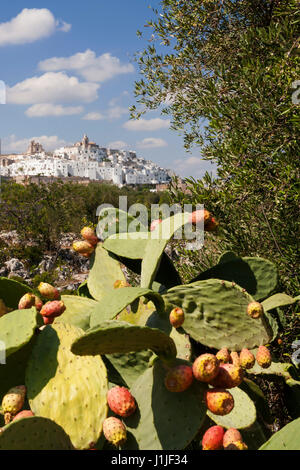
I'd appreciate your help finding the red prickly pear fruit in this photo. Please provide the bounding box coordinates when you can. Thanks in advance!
[247,301,264,319]
[72,240,95,257]
[113,280,130,289]
[225,440,248,450]
[2,386,26,424]
[230,351,240,367]
[13,410,34,421]
[209,363,244,389]
[150,219,162,231]
[107,386,137,418]
[38,282,60,300]
[81,227,99,246]
[188,209,211,226]
[202,425,225,450]
[205,388,234,416]
[192,354,220,383]
[256,345,272,369]
[216,348,231,364]
[18,293,36,310]
[34,296,43,312]
[169,307,185,329]
[239,349,255,370]
[164,365,194,393]
[40,301,66,318]
[223,428,243,448]
[103,417,127,447]
[43,316,55,325]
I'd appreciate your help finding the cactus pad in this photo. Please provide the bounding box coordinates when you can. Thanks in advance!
[259,418,300,450]
[25,322,108,450]
[0,277,33,310]
[54,295,98,330]
[0,307,38,358]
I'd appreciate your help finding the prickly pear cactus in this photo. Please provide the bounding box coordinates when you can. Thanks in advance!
[163,279,276,351]
[0,278,33,310]
[259,418,300,450]
[25,322,108,450]
[54,295,98,330]
[0,307,39,358]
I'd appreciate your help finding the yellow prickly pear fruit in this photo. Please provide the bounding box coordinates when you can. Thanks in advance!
[239,349,255,369]
[103,417,127,447]
[216,348,231,364]
[72,240,95,257]
[2,386,26,424]
[210,363,244,389]
[205,388,234,416]
[169,307,185,329]
[81,227,99,246]
[18,293,36,310]
[192,354,220,383]
[38,283,60,300]
[113,280,130,289]
[247,301,264,319]
[256,345,272,369]
[230,351,240,367]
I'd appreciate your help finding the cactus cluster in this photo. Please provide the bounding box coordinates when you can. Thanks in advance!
[0,209,299,450]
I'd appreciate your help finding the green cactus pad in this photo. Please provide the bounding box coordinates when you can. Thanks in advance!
[25,322,108,450]
[207,386,257,430]
[96,207,147,240]
[247,356,298,382]
[0,307,38,358]
[0,416,74,450]
[89,287,164,328]
[54,295,98,330]
[71,320,177,359]
[163,279,275,351]
[124,359,208,450]
[262,293,296,312]
[77,280,93,298]
[141,213,191,289]
[105,351,154,388]
[189,256,278,301]
[0,277,33,310]
[87,243,126,301]
[259,418,300,450]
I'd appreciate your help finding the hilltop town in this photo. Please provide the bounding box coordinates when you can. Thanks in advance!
[0,134,173,187]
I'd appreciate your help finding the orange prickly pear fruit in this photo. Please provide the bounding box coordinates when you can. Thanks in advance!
[72,240,95,257]
[216,348,231,364]
[256,345,272,369]
[113,280,130,289]
[164,365,194,393]
[40,301,66,319]
[247,301,264,319]
[169,307,185,329]
[192,354,220,383]
[38,282,60,300]
[202,425,225,450]
[188,209,211,226]
[205,388,234,416]
[34,296,43,312]
[239,349,255,369]
[81,227,99,246]
[103,417,127,447]
[210,363,244,389]
[13,410,34,421]
[107,387,137,418]
[223,428,243,448]
[18,293,36,310]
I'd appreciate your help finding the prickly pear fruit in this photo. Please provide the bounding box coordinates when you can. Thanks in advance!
[230,351,240,367]
[239,349,255,370]
[216,348,231,364]
[223,428,243,448]
[18,293,35,310]
[247,301,264,319]
[34,295,43,312]
[13,410,34,421]
[205,388,234,416]
[72,240,95,257]
[38,282,60,300]
[107,386,137,418]
[256,345,272,369]
[40,301,66,318]
[188,209,211,226]
[2,386,26,424]
[150,219,162,231]
[164,365,194,393]
[210,364,244,389]
[225,440,248,450]
[81,226,99,246]
[202,425,225,450]
[192,354,220,383]
[205,216,219,232]
[103,417,127,447]
[169,307,185,329]
[114,280,130,289]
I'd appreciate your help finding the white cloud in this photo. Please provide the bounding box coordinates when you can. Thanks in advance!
[38,50,134,83]
[7,72,100,105]
[137,138,168,149]
[107,141,129,149]
[174,156,217,178]
[107,106,129,120]
[123,118,170,132]
[3,135,69,153]
[0,9,71,47]
[82,112,105,121]
[25,103,83,117]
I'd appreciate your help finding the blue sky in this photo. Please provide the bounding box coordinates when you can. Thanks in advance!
[0,1,216,178]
